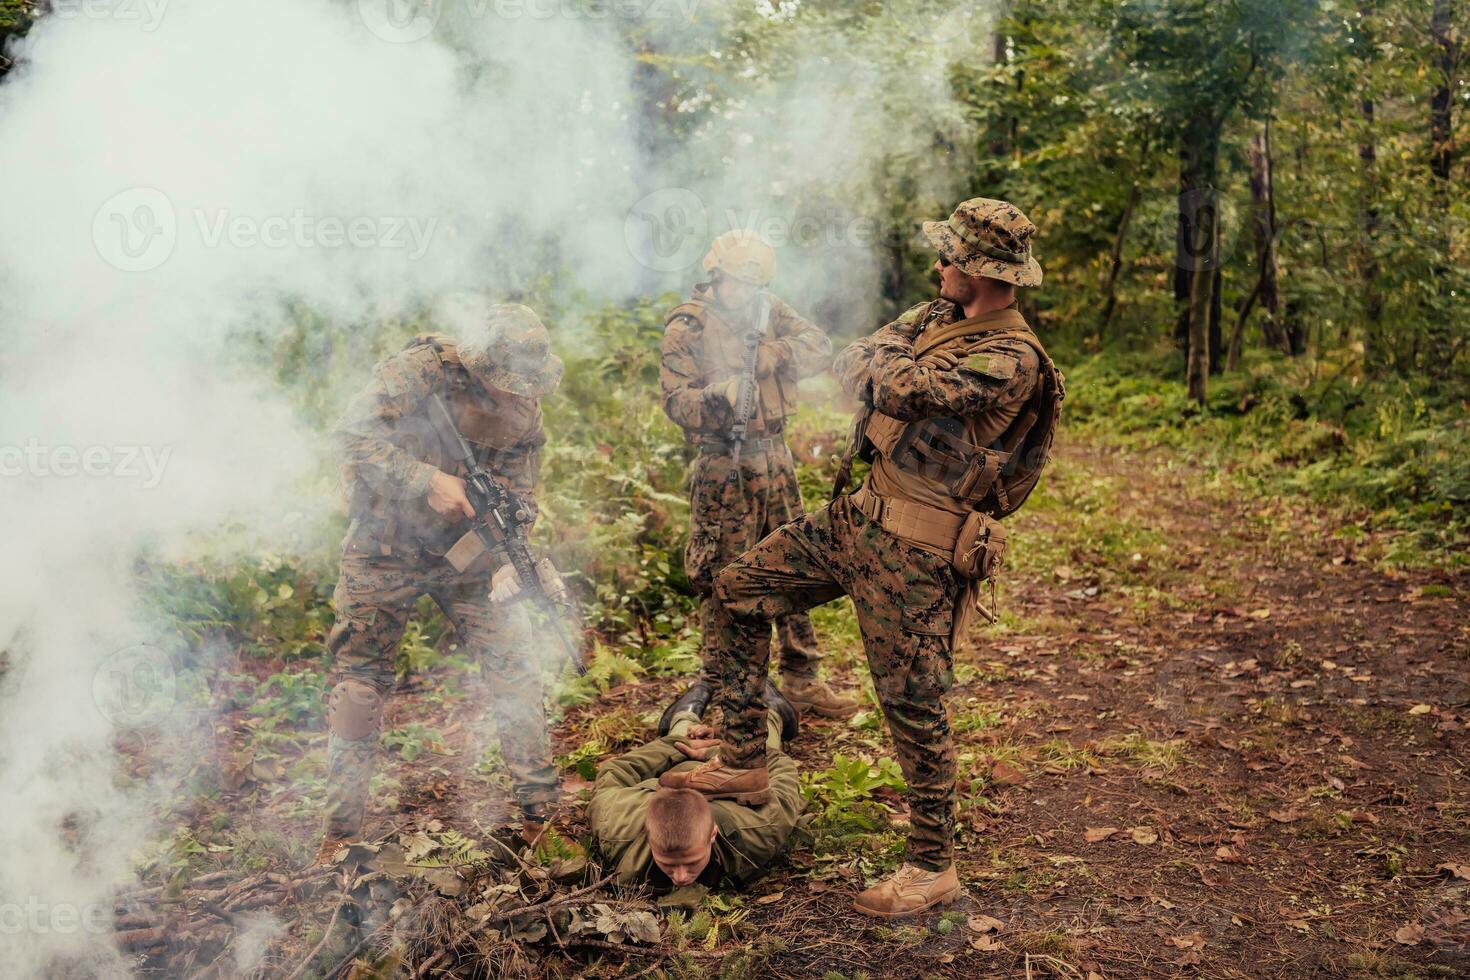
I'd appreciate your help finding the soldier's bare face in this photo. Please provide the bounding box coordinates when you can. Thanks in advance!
[935,256,981,309]
[713,276,760,312]
[650,819,718,886]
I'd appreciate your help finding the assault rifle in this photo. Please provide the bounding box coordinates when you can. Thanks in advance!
[427,394,587,676]
[728,292,771,470]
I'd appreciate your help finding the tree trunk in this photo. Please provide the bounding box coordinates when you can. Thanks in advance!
[1248,126,1289,355]
[1179,113,1221,404]
[1427,0,1458,372]
[1100,181,1140,329]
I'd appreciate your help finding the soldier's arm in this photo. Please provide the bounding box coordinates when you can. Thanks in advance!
[867,336,1041,421]
[833,302,931,402]
[331,349,441,499]
[765,298,832,380]
[661,317,733,433]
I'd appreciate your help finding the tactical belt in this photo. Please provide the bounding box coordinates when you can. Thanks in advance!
[699,435,783,456]
[849,482,965,557]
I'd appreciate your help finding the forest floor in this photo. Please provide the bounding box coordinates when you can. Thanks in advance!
[122,434,1470,979]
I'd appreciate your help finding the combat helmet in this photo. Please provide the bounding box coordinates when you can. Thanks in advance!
[701,230,775,286]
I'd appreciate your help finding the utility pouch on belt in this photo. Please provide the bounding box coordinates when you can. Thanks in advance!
[953,511,1006,581]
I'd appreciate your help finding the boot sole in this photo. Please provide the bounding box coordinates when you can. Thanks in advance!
[852,885,962,920]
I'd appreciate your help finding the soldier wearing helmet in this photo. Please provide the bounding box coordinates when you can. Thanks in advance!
[316,295,564,864]
[657,230,857,731]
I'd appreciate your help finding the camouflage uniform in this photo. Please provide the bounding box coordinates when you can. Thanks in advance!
[709,298,1044,871]
[323,305,562,839]
[661,282,833,683]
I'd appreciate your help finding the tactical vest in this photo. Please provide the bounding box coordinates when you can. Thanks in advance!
[348,334,541,558]
[664,293,797,438]
[864,311,1064,519]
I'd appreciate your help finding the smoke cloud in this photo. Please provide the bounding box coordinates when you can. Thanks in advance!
[0,0,982,973]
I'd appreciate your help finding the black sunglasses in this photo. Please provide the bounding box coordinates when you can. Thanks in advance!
[938,255,952,268]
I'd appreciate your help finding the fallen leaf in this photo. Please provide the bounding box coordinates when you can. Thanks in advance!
[969,933,1002,951]
[1268,808,1305,824]
[1085,826,1120,843]
[1436,863,1470,880]
[1129,827,1159,845]
[1409,704,1433,716]
[1393,924,1425,945]
[1173,949,1202,966]
[967,913,1005,934]
[990,760,1026,786]
[808,880,830,894]
[755,890,784,905]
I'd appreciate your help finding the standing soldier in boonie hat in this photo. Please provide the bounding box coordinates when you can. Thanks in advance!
[661,200,1065,919]
[657,230,857,733]
[315,295,567,865]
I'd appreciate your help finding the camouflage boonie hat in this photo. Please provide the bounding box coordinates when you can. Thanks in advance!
[438,296,563,398]
[922,198,1043,288]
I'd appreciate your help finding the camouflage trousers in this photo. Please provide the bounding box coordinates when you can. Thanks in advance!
[709,494,959,870]
[323,552,558,838]
[686,445,821,684]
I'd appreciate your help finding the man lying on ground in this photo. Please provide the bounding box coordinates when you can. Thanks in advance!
[586,706,802,892]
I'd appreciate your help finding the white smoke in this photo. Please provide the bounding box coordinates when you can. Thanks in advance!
[0,0,983,974]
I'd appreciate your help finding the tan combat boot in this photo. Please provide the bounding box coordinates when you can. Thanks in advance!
[658,758,771,805]
[781,674,859,719]
[852,862,962,919]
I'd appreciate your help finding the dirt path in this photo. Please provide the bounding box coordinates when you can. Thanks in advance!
[593,437,1470,978]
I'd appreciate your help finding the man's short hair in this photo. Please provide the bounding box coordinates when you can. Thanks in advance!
[645,788,714,852]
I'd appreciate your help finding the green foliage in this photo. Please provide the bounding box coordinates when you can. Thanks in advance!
[802,754,907,832]
[380,723,447,762]
[1062,346,1470,564]
[250,668,326,729]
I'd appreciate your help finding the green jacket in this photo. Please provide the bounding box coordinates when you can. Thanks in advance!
[586,736,804,889]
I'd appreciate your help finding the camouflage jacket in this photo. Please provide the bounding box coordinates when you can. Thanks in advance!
[333,334,544,561]
[833,300,1042,515]
[587,736,804,889]
[660,284,831,442]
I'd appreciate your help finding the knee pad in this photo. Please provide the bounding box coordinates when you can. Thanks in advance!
[326,678,384,741]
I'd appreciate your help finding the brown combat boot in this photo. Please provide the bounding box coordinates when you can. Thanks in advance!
[852,863,962,919]
[781,674,859,719]
[658,758,771,805]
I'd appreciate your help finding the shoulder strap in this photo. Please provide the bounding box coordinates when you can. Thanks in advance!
[914,309,1029,357]
[664,300,707,329]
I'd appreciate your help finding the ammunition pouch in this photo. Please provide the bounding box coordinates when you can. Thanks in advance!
[326,679,384,741]
[953,510,1007,582]
[865,412,1008,506]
